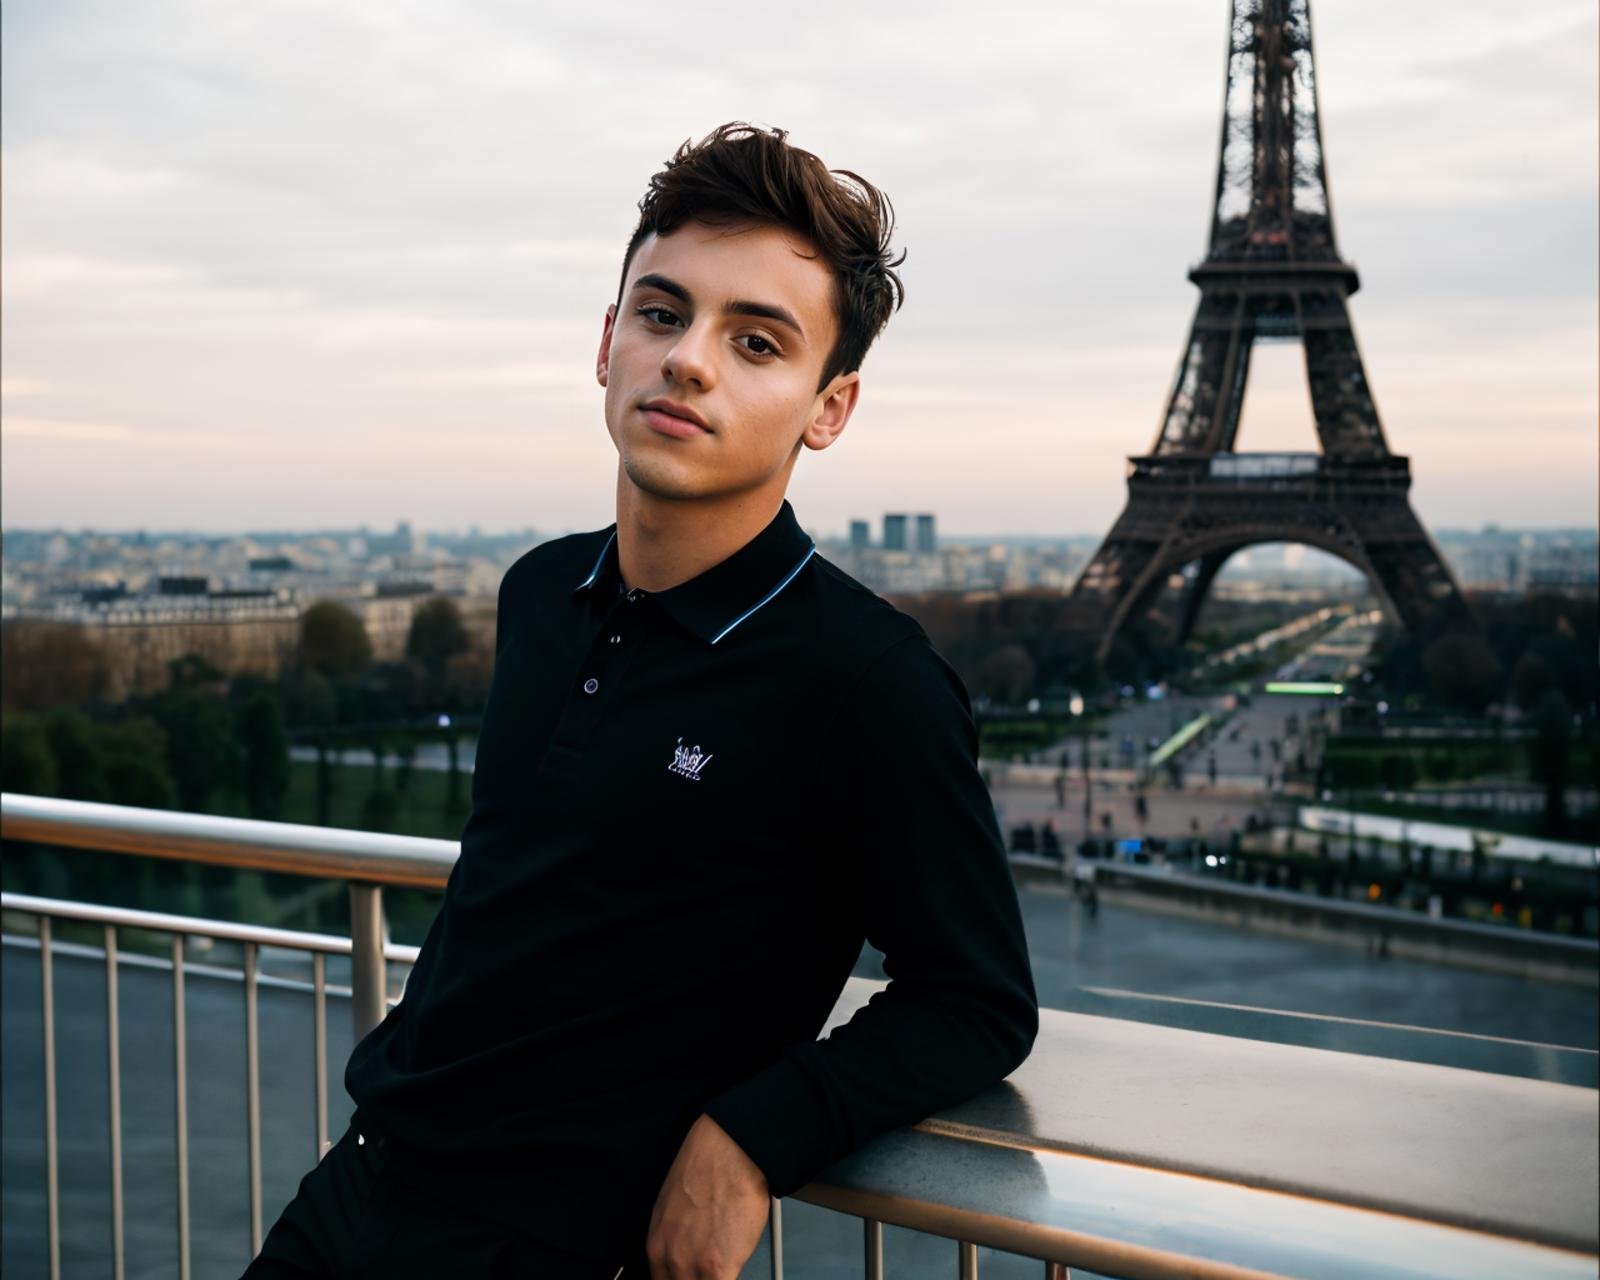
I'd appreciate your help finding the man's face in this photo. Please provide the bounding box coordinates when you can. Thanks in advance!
[596,219,858,505]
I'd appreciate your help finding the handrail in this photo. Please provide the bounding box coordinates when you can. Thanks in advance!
[1,792,458,889]
[2,791,453,1036]
[3,795,1598,1278]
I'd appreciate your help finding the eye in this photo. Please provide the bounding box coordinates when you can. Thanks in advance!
[637,304,681,328]
[738,333,779,357]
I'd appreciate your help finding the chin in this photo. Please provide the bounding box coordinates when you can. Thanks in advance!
[621,456,719,502]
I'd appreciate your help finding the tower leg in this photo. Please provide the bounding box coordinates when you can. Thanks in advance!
[1177,551,1230,646]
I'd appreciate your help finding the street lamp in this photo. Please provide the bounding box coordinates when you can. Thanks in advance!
[1069,692,1090,905]
[1069,692,1088,824]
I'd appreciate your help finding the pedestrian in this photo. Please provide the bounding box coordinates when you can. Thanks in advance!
[244,124,1037,1280]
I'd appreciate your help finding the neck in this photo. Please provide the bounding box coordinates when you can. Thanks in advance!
[612,465,787,593]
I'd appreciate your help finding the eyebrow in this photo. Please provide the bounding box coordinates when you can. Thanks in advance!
[632,272,806,340]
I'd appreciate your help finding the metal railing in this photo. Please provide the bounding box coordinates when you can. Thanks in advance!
[3,792,1597,1280]
[2,893,424,1278]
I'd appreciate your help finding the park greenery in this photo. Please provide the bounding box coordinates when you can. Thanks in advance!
[1,597,485,939]
[2,584,1593,927]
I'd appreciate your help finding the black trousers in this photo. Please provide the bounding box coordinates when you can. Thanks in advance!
[241,1120,647,1279]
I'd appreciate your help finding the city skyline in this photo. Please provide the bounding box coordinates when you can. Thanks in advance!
[3,515,1598,542]
[2,1,1596,535]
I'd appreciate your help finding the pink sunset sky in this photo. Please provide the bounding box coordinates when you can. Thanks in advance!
[2,0,1595,538]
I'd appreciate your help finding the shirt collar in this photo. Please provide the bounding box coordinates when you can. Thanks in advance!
[571,499,816,646]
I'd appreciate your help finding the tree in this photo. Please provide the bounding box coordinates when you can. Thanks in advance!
[168,652,226,691]
[299,602,372,679]
[360,785,400,834]
[1,714,59,795]
[281,666,338,824]
[43,709,110,801]
[445,648,494,713]
[408,597,471,710]
[153,689,243,811]
[975,643,1036,706]
[407,597,469,670]
[1509,652,1558,712]
[1377,753,1419,792]
[0,621,112,713]
[393,737,419,794]
[282,668,338,729]
[97,718,178,809]
[234,688,290,819]
[358,661,424,723]
[1529,689,1572,836]
[1422,633,1503,715]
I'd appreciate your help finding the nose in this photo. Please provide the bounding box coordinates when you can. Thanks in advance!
[661,319,716,392]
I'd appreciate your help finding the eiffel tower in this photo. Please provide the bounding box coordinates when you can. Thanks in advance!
[1068,0,1472,664]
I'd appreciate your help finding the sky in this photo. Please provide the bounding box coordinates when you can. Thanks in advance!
[2,0,1596,539]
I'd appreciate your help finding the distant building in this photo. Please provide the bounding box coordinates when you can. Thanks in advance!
[155,575,210,596]
[882,513,908,551]
[1525,543,1599,594]
[914,513,937,555]
[365,520,425,557]
[849,520,870,551]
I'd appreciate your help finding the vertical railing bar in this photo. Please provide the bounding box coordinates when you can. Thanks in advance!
[106,923,125,1280]
[347,884,387,1040]
[864,1217,883,1280]
[313,951,329,1160]
[959,1239,978,1280]
[1045,1261,1072,1279]
[41,915,61,1280]
[172,935,191,1280]
[768,1196,784,1280]
[245,940,263,1257]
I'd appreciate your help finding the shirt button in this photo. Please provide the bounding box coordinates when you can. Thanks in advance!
[626,589,643,603]
[582,677,599,694]
[609,635,621,644]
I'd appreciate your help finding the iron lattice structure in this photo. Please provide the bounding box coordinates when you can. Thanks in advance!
[1068,0,1471,663]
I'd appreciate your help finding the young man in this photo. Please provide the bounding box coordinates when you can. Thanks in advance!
[246,122,1038,1280]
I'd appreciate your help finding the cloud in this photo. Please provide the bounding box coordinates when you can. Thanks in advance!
[0,377,51,397]
[2,416,132,441]
[1,0,1593,533]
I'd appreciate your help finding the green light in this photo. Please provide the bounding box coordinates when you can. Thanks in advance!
[1149,714,1210,767]
[1265,681,1345,696]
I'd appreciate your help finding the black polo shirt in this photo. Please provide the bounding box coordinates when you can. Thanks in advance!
[345,497,1038,1262]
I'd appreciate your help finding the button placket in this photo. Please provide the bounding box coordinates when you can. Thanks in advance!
[550,588,647,755]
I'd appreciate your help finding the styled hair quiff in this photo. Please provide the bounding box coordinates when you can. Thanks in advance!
[619,122,906,390]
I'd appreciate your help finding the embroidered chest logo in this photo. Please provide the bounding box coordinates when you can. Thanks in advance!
[667,736,713,782]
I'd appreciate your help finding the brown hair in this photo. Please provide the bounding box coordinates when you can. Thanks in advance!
[619,122,906,390]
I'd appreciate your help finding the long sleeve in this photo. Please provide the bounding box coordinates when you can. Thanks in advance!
[701,630,1039,1197]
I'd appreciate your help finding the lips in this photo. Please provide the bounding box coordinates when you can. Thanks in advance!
[640,399,711,438]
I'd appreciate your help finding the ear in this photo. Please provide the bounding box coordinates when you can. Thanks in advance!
[801,372,861,452]
[596,303,618,387]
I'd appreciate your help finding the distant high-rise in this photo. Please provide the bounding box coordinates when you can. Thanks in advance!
[882,513,908,551]
[914,514,937,555]
[849,520,871,551]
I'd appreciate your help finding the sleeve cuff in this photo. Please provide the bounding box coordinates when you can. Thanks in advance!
[701,1053,838,1199]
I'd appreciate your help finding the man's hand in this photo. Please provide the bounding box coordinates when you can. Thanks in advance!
[644,1113,769,1280]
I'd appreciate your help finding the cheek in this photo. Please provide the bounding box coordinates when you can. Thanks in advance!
[732,372,815,439]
